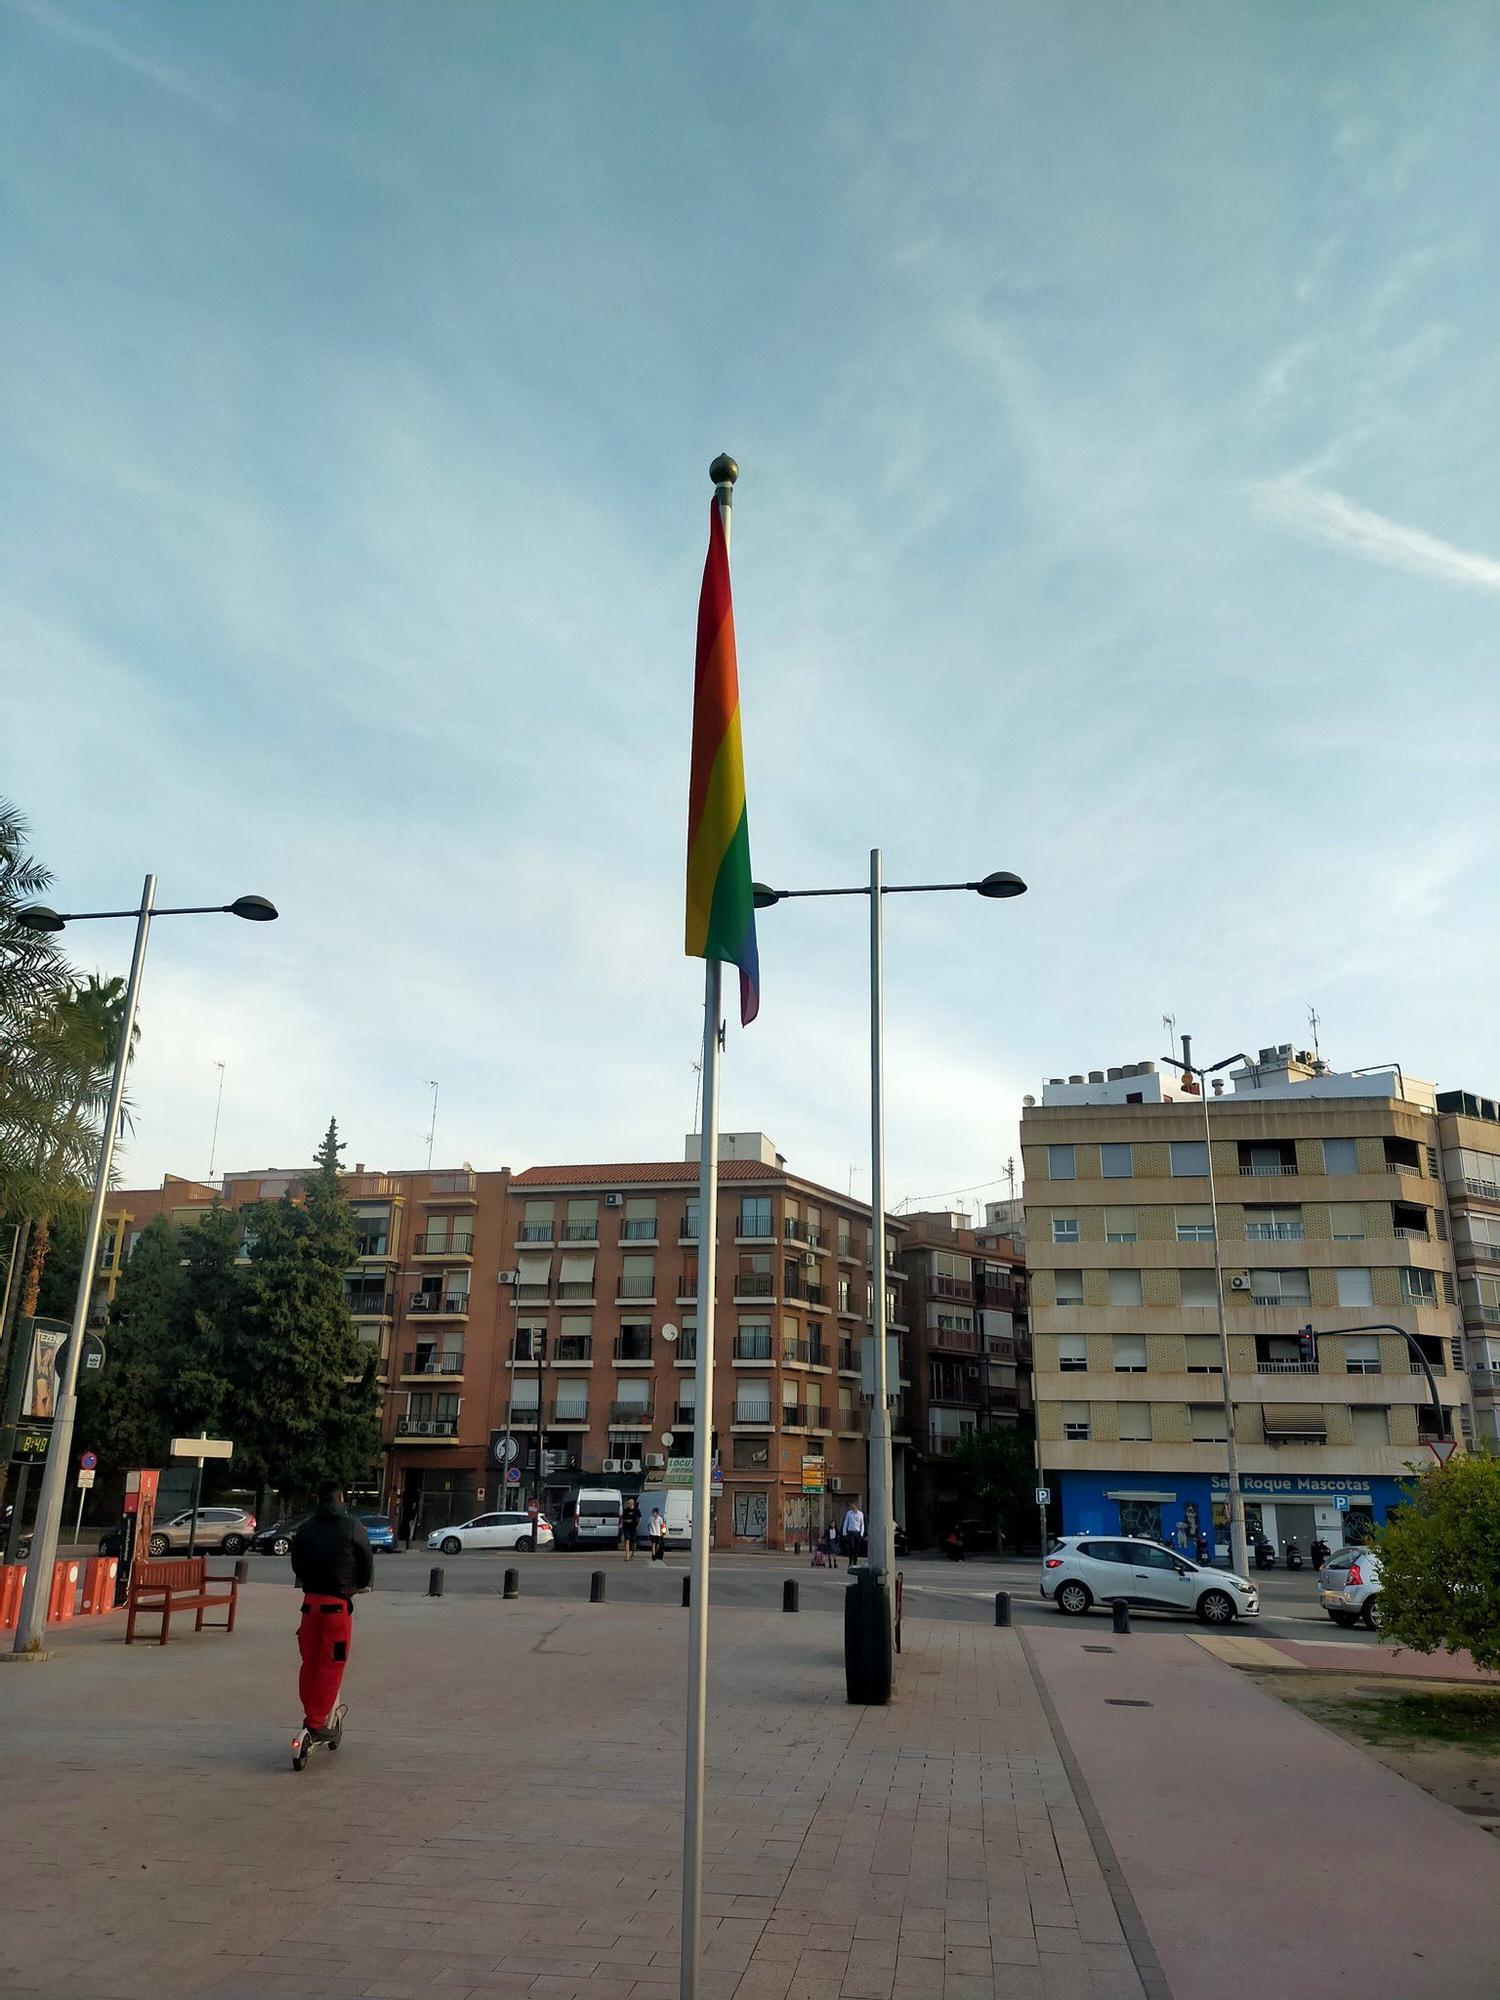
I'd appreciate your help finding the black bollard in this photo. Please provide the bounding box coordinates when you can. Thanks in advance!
[503,1567,519,1599]
[428,1566,445,1597]
[681,1575,691,1608]
[994,1590,1011,1628]
[590,1570,606,1603]
[783,1578,799,1613]
[1111,1598,1130,1635]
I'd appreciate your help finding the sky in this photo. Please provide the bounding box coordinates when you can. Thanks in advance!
[5,2,1500,1217]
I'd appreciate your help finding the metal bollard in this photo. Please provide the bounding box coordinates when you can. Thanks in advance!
[590,1570,606,1603]
[681,1575,691,1608]
[994,1590,1011,1628]
[428,1566,445,1597]
[234,1559,250,1584]
[503,1567,519,1600]
[783,1578,799,1613]
[1111,1598,1130,1635]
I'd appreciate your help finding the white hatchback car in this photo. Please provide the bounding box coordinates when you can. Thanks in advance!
[1041,1535,1259,1624]
[1316,1546,1383,1628]
[427,1510,554,1554]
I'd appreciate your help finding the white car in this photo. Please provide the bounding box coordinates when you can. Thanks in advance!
[1317,1546,1383,1628]
[1041,1534,1259,1625]
[427,1510,554,1555]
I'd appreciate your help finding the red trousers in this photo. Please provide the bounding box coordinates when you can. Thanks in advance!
[298,1594,353,1728]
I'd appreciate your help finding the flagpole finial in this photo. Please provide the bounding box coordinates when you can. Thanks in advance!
[709,453,739,488]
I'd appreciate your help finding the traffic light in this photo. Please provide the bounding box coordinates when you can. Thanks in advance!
[1297,1325,1317,1366]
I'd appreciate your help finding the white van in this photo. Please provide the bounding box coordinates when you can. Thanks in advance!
[634,1488,694,1548]
[563,1488,623,1549]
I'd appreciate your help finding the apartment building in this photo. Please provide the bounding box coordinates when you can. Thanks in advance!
[99,1136,905,1549]
[89,1174,221,1323]
[1024,1045,1472,1557]
[895,1211,1029,1543]
[1437,1088,1500,1445]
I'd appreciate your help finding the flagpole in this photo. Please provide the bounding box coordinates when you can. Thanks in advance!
[681,454,736,2000]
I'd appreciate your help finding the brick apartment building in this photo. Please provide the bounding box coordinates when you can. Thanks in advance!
[95,1134,914,1549]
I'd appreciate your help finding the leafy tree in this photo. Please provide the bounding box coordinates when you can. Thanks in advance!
[951,1418,1039,1542]
[34,1204,85,1320]
[233,1120,380,1498]
[77,1215,187,1471]
[1376,1454,1500,1672]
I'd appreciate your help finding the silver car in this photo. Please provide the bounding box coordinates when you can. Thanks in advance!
[1317,1546,1383,1628]
[1041,1534,1260,1624]
[147,1506,257,1556]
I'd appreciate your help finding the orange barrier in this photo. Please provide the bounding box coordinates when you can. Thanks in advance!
[81,1556,118,1615]
[0,1564,26,1630]
[47,1558,81,1622]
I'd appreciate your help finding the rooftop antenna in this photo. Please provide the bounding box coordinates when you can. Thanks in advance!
[691,1056,703,1137]
[1307,1005,1322,1062]
[424,1080,439,1170]
[208,1060,226,1181]
[1004,1155,1017,1199]
[1163,1013,1178,1067]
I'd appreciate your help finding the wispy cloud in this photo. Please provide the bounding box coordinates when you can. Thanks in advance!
[1252,477,1500,597]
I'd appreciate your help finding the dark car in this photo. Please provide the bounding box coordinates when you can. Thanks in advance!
[254,1510,394,1556]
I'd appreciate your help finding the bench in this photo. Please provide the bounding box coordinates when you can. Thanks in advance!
[125,1555,239,1646]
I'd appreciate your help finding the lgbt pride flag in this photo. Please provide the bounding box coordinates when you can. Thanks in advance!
[686,493,759,1026]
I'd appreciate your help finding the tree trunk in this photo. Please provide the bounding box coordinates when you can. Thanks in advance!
[19,1214,49,1319]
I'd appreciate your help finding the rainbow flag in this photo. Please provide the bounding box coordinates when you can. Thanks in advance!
[686,497,759,1025]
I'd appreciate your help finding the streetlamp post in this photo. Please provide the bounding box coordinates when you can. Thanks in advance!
[10,877,277,1654]
[753,860,1026,1625]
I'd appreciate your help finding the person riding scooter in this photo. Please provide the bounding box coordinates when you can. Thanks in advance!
[1283,1535,1304,1570]
[1254,1535,1276,1569]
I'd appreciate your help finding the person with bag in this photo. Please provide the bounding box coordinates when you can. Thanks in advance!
[619,1494,641,1560]
[649,1507,667,1561]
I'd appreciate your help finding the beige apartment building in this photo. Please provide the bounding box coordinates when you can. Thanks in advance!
[1438,1088,1500,1446]
[1024,1045,1472,1556]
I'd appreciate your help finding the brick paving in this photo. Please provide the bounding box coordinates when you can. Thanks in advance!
[0,1583,1147,2000]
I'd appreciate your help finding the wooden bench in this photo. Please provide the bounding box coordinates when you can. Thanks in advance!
[125,1555,239,1646]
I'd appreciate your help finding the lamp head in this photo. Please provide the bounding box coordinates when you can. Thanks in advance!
[974,871,1027,900]
[14,904,66,933]
[227,895,278,922]
[751,882,782,910]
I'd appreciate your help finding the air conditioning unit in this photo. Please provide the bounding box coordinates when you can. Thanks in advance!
[605,1193,623,1208]
[602,1457,623,1474]
[498,1269,519,1285]
[1229,1275,1252,1292]
[646,1452,666,1468]
[803,1251,817,1268]
[827,1476,844,1493]
[406,1419,435,1435]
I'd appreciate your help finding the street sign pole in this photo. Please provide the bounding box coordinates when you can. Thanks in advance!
[168,1435,234,1559]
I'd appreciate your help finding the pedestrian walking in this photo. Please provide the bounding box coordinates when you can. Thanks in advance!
[290,1479,373,1746]
[649,1507,667,1561]
[619,1494,641,1559]
[840,1502,866,1570]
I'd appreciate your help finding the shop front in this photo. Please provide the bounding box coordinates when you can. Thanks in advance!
[1057,1470,1416,1559]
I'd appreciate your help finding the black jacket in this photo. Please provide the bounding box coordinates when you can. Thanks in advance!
[291,1502,373,1598]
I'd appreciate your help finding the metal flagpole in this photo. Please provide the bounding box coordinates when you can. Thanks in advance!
[681,958,722,2000]
[14,874,155,1654]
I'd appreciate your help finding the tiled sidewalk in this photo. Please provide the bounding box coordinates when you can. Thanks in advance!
[0,1585,1147,2000]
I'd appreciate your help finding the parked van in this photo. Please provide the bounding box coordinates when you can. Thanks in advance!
[633,1488,694,1548]
[562,1487,623,1549]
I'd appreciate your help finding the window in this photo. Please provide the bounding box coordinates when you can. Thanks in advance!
[1344,1334,1381,1374]
[1402,1268,1437,1307]
[1170,1141,1209,1177]
[622,1197,657,1240]
[555,1317,592,1363]
[1336,1268,1374,1309]
[1322,1138,1359,1175]
[1185,1335,1222,1373]
[1054,1270,1084,1306]
[512,1324,545,1362]
[1181,1269,1218,1308]
[1116,1402,1152,1441]
[1249,1269,1311,1306]
[1190,1404,1227,1442]
[520,1199,555,1242]
[607,1434,644,1466]
[1175,1205,1214,1242]
[558,1250,596,1300]
[1100,1143,1133,1179]
[734,1318,772,1360]
[839,1385,856,1429]
[618,1254,655,1300]
[738,1195,773,1238]
[1112,1333,1147,1372]
[732,1436,769,1469]
[509,1376,540,1411]
[1329,1202,1365,1240]
[1062,1402,1091,1441]
[1245,1206,1303,1242]
[1051,1215,1080,1244]
[515,1251,551,1302]
[734,1377,772,1422]
[1104,1206,1137,1243]
[564,1197,598,1241]
[682,1200,701,1240]
[1058,1334,1089,1372]
[553,1381,589,1421]
[1351,1406,1390,1447]
[614,1375,650,1411]
[1048,1144,1076,1181]
[1107,1269,1142,1308]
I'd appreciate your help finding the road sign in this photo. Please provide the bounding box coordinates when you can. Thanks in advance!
[1334,1495,1349,1512]
[505,1465,522,1486]
[1035,1487,1051,1506]
[170,1436,233,1460]
[76,1468,95,1490]
[1427,1438,1460,1464]
[79,1451,98,1470]
[53,1331,106,1389]
[801,1455,825,1494]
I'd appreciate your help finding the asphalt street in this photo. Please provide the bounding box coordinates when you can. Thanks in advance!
[261,1546,1389,1648]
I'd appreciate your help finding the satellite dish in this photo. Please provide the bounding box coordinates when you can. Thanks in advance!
[661,1431,675,1448]
[661,1322,679,1343]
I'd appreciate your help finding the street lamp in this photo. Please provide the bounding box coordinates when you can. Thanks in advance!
[1160,1040,1254,1578]
[751,853,1027,1648]
[10,875,277,1654]
[1299,1323,1450,1445]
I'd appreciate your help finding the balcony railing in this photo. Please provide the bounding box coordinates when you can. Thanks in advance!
[736,1212,774,1240]
[413,1232,474,1256]
[838,1341,856,1372]
[610,1400,653,1424]
[679,1213,700,1241]
[395,1416,459,1437]
[676,1333,698,1361]
[733,1402,773,1424]
[1386,1158,1422,1175]
[930,1326,979,1352]
[613,1336,654,1362]
[558,1281,595,1301]
[781,1338,828,1367]
[1244,1223,1304,1241]
[780,1404,824,1429]
[734,1272,774,1298]
[1257,1359,1320,1374]
[353,1236,391,1259]
[554,1340,593,1363]
[783,1280,826,1307]
[409,1292,470,1314]
[402,1351,465,1376]
[515,1283,550,1303]
[930,1276,974,1300]
[1463,1177,1500,1201]
[1239,1161,1297,1176]
[346,1291,395,1318]
[504,1406,540,1428]
[733,1334,774,1361]
[673,1402,697,1426]
[519,1222,555,1242]
[783,1220,824,1249]
[620,1219,658,1240]
[550,1402,590,1424]
[837,1237,859,1263]
[562,1221,598,1241]
[1393,1226,1430,1241]
[617,1276,655,1299]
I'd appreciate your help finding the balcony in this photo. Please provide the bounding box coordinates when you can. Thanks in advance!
[550,1401,590,1426]
[620,1219,658,1242]
[558,1280,596,1302]
[1244,1223,1304,1242]
[613,1335,655,1363]
[836,1291,862,1320]
[838,1341,857,1374]
[733,1401,773,1425]
[413,1232,474,1258]
[736,1212,774,1242]
[780,1403,824,1430]
[394,1416,459,1438]
[784,1219,824,1250]
[515,1283,551,1304]
[1257,1360,1320,1375]
[562,1221,598,1242]
[408,1292,470,1317]
[734,1271,775,1299]
[678,1213,700,1242]
[783,1279,827,1308]
[353,1234,393,1260]
[610,1400,653,1425]
[929,1276,974,1301]
[781,1337,829,1368]
[554,1338,593,1364]
[930,1326,979,1353]
[1394,1226,1430,1242]
[1239,1162,1297,1177]
[673,1402,697,1426]
[616,1276,656,1300]
[504,1407,541,1429]
[732,1334,774,1362]
[837,1238,860,1265]
[518,1222,555,1243]
[346,1291,395,1319]
[401,1351,465,1378]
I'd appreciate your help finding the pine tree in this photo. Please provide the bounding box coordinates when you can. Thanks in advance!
[233,1120,381,1498]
